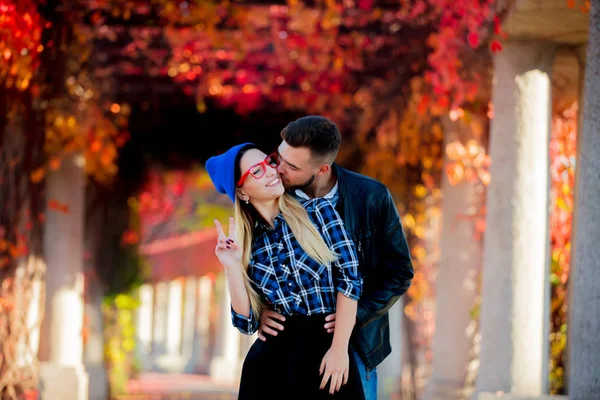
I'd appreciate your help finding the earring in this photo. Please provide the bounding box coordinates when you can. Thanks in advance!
[245,199,249,204]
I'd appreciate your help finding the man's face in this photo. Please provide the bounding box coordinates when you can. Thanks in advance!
[276,141,319,190]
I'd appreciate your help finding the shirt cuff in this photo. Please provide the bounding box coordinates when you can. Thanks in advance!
[231,306,258,335]
[336,281,362,302]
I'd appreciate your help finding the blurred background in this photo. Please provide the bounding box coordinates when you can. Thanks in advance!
[0,0,597,399]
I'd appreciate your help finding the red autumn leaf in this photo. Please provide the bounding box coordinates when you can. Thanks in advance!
[493,15,502,34]
[121,230,139,246]
[48,199,69,214]
[357,0,374,11]
[467,32,479,48]
[490,40,503,53]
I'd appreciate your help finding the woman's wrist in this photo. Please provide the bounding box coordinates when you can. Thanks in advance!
[330,338,350,352]
[223,262,243,275]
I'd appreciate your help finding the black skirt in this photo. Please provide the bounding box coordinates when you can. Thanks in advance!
[238,314,365,400]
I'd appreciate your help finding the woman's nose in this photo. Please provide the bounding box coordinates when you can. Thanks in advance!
[266,166,278,177]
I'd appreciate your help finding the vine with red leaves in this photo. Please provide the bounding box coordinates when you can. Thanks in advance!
[0,1,47,397]
[548,103,577,394]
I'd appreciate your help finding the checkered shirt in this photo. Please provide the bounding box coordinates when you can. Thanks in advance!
[231,197,362,335]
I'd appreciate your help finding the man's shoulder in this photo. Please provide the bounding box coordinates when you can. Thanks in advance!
[336,165,390,196]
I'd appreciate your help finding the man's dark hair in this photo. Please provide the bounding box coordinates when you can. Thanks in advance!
[280,115,341,165]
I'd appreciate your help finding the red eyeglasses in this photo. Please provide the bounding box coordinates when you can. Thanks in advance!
[237,152,280,187]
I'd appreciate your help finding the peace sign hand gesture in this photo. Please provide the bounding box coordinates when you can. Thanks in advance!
[214,216,243,271]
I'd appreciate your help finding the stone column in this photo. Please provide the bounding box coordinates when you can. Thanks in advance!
[15,257,44,368]
[165,279,183,357]
[210,274,242,383]
[476,42,554,397]
[424,120,485,400]
[83,271,108,400]
[38,154,89,400]
[194,274,213,374]
[151,282,168,364]
[377,299,404,399]
[135,284,153,370]
[181,277,198,373]
[568,2,600,398]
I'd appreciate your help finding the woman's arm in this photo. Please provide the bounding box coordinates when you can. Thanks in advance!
[225,261,252,317]
[330,292,357,351]
[214,217,258,334]
[319,293,358,394]
[227,261,261,335]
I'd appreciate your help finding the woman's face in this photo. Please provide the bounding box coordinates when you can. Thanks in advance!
[237,148,284,202]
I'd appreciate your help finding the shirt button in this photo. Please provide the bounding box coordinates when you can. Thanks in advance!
[288,283,292,286]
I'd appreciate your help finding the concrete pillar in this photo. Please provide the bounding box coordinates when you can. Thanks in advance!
[181,277,198,373]
[83,271,108,400]
[425,123,485,400]
[165,279,183,357]
[15,256,44,368]
[210,274,242,383]
[377,299,404,400]
[83,207,109,400]
[194,274,213,374]
[568,2,600,398]
[135,284,153,370]
[38,154,89,400]
[476,42,554,397]
[151,281,168,361]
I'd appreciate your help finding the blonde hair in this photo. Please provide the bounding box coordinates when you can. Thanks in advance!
[233,193,338,317]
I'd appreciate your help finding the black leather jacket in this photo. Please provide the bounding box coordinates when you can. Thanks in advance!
[333,164,414,370]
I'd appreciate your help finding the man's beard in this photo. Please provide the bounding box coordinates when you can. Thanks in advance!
[284,174,315,192]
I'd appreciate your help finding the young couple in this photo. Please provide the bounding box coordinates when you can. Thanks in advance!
[206,115,414,399]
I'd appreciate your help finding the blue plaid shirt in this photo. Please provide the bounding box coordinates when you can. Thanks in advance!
[231,197,362,335]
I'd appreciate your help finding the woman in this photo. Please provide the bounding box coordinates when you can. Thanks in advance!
[205,142,364,399]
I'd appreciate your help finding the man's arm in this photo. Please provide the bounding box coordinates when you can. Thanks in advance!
[356,188,414,328]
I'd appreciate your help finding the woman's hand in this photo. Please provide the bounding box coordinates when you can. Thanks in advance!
[214,216,242,271]
[319,345,349,395]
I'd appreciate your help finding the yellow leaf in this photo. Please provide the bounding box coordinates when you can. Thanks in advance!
[557,198,568,210]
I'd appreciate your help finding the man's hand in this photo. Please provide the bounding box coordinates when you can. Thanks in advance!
[324,313,336,334]
[257,309,286,341]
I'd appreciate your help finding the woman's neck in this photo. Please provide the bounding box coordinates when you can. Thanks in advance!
[252,198,280,228]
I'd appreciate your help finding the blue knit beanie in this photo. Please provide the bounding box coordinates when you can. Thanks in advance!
[205,142,255,203]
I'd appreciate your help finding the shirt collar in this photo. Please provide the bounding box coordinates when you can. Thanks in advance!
[294,181,338,201]
[254,213,284,234]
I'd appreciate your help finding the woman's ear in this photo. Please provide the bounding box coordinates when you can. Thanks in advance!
[237,189,249,203]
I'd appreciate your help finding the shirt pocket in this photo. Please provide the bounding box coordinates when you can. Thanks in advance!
[250,260,281,304]
[295,252,330,284]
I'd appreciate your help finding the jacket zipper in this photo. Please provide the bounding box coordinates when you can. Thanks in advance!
[358,240,362,253]
[366,366,370,381]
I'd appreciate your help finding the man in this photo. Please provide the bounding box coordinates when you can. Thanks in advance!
[258,115,414,399]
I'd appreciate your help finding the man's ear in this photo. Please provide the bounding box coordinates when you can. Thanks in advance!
[317,164,331,176]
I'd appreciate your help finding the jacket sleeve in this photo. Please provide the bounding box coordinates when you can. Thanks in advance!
[356,187,414,327]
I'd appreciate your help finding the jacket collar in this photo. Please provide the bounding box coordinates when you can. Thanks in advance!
[331,163,347,217]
